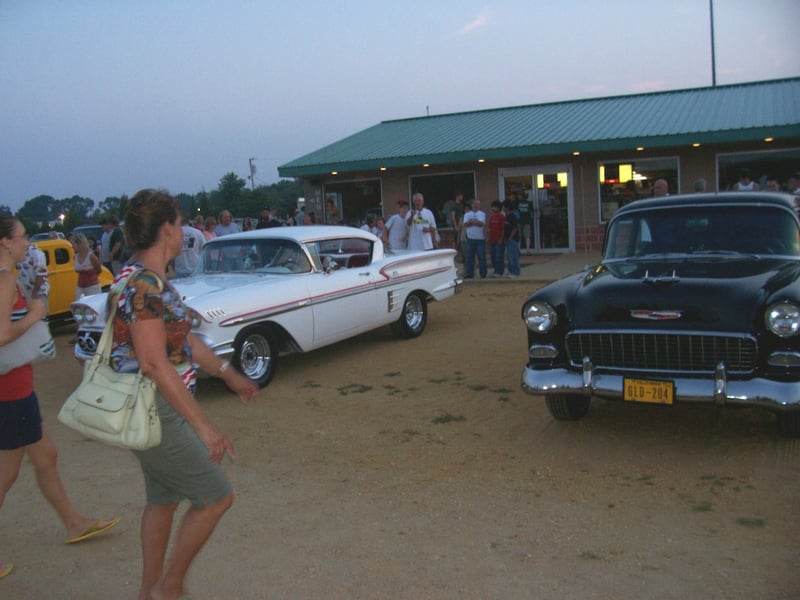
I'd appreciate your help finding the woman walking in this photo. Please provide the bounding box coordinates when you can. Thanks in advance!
[0,216,119,581]
[72,232,103,299]
[111,189,257,600]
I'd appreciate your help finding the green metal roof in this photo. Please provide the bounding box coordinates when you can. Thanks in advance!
[278,77,800,178]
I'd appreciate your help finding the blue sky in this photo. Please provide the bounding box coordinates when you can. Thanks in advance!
[1,0,798,210]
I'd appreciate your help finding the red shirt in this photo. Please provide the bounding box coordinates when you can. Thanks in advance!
[0,289,35,401]
[488,212,506,244]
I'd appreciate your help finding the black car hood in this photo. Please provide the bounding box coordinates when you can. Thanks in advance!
[566,256,800,332]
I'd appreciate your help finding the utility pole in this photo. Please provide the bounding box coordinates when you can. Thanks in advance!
[709,0,717,87]
[248,157,256,190]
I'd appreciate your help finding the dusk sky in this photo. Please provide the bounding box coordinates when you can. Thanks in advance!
[2,0,798,211]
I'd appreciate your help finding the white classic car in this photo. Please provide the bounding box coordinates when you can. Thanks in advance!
[71,226,462,387]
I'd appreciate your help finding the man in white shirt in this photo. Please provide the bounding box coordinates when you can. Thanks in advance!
[385,200,410,251]
[463,199,487,278]
[405,193,437,251]
[214,210,241,237]
[16,244,50,309]
[173,217,206,277]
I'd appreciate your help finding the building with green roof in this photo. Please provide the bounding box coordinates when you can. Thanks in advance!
[279,77,800,251]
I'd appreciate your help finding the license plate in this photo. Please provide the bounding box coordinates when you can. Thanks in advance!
[624,378,674,404]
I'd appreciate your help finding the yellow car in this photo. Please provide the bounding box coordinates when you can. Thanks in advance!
[29,239,114,321]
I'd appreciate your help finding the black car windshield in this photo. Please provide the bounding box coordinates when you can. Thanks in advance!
[199,238,312,274]
[604,205,800,260]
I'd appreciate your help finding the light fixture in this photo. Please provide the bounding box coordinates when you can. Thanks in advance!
[692,142,701,147]
[764,137,774,143]
[572,151,581,156]
[478,158,485,163]
[380,166,387,171]
[422,163,430,168]
[331,171,338,176]
[636,147,645,152]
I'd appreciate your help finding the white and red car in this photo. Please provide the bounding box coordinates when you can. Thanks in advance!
[72,226,461,387]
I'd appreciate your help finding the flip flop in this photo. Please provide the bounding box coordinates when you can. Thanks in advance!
[0,562,13,580]
[65,517,121,544]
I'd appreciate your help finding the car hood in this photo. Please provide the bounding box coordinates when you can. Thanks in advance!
[173,273,295,304]
[564,256,800,331]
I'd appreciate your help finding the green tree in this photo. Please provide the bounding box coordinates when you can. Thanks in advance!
[98,196,126,219]
[17,195,53,223]
[216,172,247,214]
[58,195,95,229]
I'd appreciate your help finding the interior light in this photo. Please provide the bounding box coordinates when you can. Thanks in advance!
[380,167,387,171]
[557,172,568,187]
[636,147,645,151]
[537,174,544,189]
[423,163,430,168]
[478,158,485,163]
[764,137,774,143]
[692,142,701,147]
[619,164,632,183]
[572,151,581,156]
[599,166,605,181]
[331,171,338,176]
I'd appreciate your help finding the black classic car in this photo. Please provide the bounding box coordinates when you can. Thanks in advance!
[521,192,800,437]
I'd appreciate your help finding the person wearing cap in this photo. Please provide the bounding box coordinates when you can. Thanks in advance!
[385,200,410,251]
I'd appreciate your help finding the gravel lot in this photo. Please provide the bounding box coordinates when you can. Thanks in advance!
[3,280,799,599]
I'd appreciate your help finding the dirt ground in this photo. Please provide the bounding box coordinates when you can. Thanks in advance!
[3,280,800,599]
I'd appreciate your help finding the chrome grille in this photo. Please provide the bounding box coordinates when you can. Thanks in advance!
[565,331,757,374]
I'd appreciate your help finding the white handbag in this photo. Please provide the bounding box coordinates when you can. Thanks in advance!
[0,318,56,374]
[58,279,161,450]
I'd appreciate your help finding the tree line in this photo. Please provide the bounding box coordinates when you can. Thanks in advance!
[2,173,304,234]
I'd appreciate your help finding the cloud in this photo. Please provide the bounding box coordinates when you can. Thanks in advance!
[456,8,490,36]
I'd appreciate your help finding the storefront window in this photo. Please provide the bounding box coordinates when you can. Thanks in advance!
[409,172,476,227]
[598,157,679,221]
[323,179,382,226]
[718,148,800,191]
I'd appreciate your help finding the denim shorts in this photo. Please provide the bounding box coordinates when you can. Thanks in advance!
[132,392,232,508]
[0,392,43,450]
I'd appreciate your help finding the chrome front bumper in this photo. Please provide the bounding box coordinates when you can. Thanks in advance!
[522,361,800,411]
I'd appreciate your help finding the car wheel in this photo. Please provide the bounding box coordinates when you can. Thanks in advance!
[776,411,800,438]
[391,292,428,338]
[232,326,277,388]
[545,393,591,421]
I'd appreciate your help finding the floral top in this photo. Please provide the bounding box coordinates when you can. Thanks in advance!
[109,263,197,393]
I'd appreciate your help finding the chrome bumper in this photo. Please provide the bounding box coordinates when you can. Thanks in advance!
[522,363,800,411]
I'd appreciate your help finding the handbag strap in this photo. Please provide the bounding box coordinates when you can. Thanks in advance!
[94,267,143,360]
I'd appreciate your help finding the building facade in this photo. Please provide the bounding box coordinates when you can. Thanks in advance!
[279,78,800,252]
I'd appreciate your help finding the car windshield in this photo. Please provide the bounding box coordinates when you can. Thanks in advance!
[604,205,800,260]
[198,238,312,274]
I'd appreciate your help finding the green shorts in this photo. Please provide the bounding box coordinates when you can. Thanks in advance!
[132,392,232,509]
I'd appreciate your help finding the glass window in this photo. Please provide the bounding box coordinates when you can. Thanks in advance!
[718,148,800,191]
[598,157,679,221]
[409,172,476,227]
[323,180,382,226]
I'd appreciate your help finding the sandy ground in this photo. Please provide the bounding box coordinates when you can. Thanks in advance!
[3,280,800,600]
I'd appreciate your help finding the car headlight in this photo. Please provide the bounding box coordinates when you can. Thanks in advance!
[765,301,800,337]
[187,307,205,329]
[524,301,557,333]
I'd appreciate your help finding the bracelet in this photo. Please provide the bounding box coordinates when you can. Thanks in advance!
[215,361,230,377]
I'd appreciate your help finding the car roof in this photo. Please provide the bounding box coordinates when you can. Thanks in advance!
[615,191,798,216]
[206,225,379,244]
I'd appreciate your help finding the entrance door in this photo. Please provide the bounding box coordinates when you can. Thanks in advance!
[499,165,573,252]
